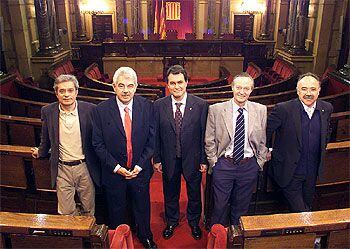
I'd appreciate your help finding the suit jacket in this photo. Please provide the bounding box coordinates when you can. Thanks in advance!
[38,101,101,188]
[266,98,333,188]
[154,94,208,180]
[205,99,267,174]
[92,96,155,187]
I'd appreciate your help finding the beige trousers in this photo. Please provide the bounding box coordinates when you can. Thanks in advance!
[56,162,95,216]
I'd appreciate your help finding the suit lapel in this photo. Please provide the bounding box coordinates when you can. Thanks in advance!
[52,103,59,143]
[132,96,141,138]
[77,102,86,148]
[164,96,176,132]
[221,100,233,139]
[292,99,302,146]
[247,101,254,138]
[316,100,327,146]
[109,97,126,137]
[181,94,195,131]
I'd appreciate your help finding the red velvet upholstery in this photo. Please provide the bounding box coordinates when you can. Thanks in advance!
[206,224,227,249]
[109,224,134,249]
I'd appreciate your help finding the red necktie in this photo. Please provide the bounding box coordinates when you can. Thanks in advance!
[124,107,132,168]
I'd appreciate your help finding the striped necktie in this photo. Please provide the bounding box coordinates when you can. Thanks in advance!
[233,108,245,163]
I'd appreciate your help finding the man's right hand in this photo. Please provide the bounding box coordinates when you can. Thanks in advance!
[31,147,39,158]
[266,151,272,161]
[116,167,133,178]
[153,163,162,173]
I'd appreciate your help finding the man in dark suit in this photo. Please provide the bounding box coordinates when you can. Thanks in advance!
[154,65,208,240]
[92,67,157,249]
[266,72,333,212]
[31,74,100,216]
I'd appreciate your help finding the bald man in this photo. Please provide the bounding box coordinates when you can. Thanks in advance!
[266,72,333,212]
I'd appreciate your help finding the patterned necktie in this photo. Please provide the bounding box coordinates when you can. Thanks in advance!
[124,107,132,168]
[233,108,245,163]
[174,102,183,158]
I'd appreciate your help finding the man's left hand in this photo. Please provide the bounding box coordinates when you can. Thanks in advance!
[125,167,141,179]
[199,164,207,173]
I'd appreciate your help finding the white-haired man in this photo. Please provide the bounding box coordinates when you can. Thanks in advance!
[92,67,157,249]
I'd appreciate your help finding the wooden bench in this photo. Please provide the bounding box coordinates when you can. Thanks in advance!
[12,79,159,103]
[199,89,298,105]
[231,208,350,249]
[0,115,41,146]
[45,58,83,88]
[84,63,164,98]
[261,57,298,86]
[0,94,45,118]
[0,212,109,249]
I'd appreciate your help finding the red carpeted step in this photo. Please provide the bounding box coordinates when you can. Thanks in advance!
[132,172,208,248]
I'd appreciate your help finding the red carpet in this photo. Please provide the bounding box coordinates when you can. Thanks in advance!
[133,172,208,248]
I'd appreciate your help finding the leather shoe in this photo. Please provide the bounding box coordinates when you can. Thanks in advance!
[190,225,202,240]
[141,238,157,249]
[162,223,179,239]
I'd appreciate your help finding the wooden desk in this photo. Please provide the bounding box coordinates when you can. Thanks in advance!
[235,209,350,249]
[0,212,109,248]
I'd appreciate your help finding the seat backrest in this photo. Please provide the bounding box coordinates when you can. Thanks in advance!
[206,224,227,249]
[221,33,235,40]
[130,33,144,40]
[109,224,134,249]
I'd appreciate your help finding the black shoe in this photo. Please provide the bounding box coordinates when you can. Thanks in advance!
[162,223,179,239]
[190,225,202,240]
[141,238,158,249]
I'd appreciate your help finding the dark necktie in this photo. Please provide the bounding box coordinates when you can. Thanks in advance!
[174,102,183,158]
[233,108,245,163]
[124,107,132,168]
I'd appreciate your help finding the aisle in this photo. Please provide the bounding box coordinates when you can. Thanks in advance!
[133,172,208,248]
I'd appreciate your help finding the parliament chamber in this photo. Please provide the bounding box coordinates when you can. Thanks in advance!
[0,0,349,248]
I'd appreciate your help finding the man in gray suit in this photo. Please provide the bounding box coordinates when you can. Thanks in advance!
[31,74,100,216]
[205,72,267,227]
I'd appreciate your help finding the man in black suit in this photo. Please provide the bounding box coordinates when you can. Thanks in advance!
[31,74,100,216]
[154,65,208,240]
[266,72,333,212]
[92,67,157,249]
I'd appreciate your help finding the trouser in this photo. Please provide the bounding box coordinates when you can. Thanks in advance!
[163,158,202,226]
[211,157,259,226]
[282,172,317,212]
[56,162,95,216]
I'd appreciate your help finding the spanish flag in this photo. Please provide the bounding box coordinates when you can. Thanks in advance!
[159,0,166,39]
[153,0,159,34]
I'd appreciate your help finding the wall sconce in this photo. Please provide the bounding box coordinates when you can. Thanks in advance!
[241,0,264,42]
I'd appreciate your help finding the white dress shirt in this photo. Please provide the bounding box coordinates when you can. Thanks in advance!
[224,99,254,159]
[301,101,316,119]
[171,92,187,118]
[113,97,142,173]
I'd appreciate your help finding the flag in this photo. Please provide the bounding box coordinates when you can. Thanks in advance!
[159,0,166,39]
[153,0,159,34]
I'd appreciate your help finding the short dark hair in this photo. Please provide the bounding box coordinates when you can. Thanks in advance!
[166,65,188,82]
[297,72,321,87]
